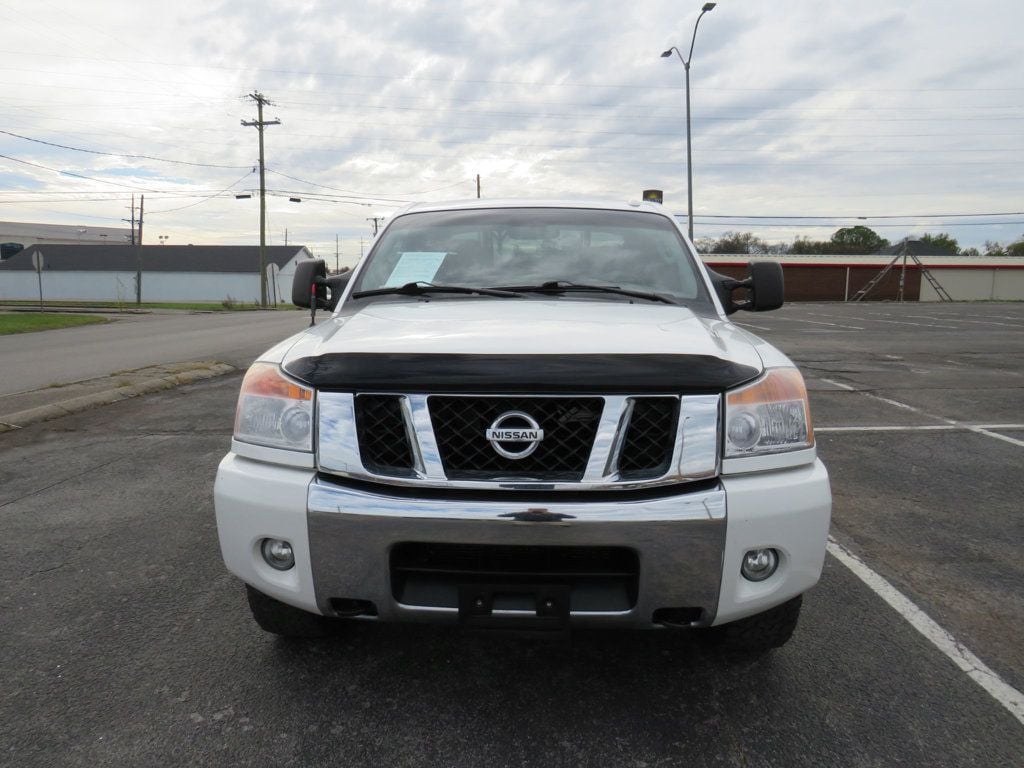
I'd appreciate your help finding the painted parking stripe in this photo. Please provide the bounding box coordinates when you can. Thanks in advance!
[817,424,1024,433]
[905,313,1024,328]
[820,378,856,391]
[791,318,866,330]
[827,538,1024,727]
[860,392,1024,448]
[906,314,1024,329]
[844,316,958,329]
[734,321,772,331]
[818,379,1024,448]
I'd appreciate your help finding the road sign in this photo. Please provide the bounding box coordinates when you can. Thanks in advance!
[31,250,44,271]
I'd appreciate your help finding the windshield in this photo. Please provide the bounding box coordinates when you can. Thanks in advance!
[351,207,711,305]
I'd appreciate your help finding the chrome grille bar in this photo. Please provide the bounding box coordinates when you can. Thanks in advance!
[317,391,721,490]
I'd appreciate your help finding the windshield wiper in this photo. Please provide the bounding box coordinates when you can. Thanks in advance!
[491,280,677,305]
[351,282,524,299]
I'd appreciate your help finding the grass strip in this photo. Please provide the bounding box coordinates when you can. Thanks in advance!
[0,312,108,335]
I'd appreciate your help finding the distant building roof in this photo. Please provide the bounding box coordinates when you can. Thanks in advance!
[0,244,310,272]
[877,239,956,257]
[0,220,131,246]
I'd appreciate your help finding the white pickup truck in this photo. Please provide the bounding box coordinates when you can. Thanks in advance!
[214,199,831,653]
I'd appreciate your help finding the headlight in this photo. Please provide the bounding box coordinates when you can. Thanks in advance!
[725,368,813,457]
[234,363,314,452]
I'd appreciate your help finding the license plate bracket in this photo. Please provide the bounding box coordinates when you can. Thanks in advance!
[458,582,570,630]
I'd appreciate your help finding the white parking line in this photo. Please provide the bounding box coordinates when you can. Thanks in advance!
[817,379,1024,448]
[787,317,866,330]
[820,378,856,391]
[816,424,1024,433]
[860,392,1024,448]
[827,537,1024,726]
[734,321,772,331]
[906,313,1024,328]
[845,316,958,329]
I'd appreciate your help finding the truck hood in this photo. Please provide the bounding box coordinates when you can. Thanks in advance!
[278,299,765,392]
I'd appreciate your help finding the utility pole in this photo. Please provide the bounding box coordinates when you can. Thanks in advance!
[335,234,340,273]
[360,238,365,259]
[366,216,384,236]
[123,194,136,245]
[476,174,481,199]
[284,228,288,246]
[135,194,144,305]
[242,91,280,307]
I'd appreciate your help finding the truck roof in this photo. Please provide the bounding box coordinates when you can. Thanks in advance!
[393,198,678,218]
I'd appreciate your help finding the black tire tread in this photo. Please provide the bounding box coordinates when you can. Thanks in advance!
[245,585,332,638]
[705,595,802,654]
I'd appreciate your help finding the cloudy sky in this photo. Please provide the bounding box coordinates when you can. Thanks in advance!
[1,0,1022,263]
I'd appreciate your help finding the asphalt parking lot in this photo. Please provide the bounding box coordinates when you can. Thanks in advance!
[1,302,1022,767]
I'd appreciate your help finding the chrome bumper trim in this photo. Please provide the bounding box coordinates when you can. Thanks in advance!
[308,479,726,522]
[306,477,727,626]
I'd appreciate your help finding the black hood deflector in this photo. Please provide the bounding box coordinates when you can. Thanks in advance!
[283,353,760,394]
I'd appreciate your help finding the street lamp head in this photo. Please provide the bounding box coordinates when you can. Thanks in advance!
[702,2,716,11]
[660,49,673,57]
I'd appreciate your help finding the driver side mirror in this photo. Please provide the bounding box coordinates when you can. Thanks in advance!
[709,261,784,315]
[292,259,352,324]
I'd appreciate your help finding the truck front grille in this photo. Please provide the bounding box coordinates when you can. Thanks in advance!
[354,395,414,475]
[429,396,602,480]
[618,397,679,479]
[319,391,721,489]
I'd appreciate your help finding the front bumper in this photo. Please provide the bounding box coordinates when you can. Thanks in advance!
[214,454,831,627]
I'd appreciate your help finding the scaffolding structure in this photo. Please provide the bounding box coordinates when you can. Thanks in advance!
[851,243,953,302]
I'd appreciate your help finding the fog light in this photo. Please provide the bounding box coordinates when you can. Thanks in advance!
[741,548,778,582]
[261,538,295,571]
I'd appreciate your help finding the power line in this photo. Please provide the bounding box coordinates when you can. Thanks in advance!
[0,152,159,191]
[147,170,254,214]
[698,211,1024,220]
[265,169,469,199]
[0,129,253,169]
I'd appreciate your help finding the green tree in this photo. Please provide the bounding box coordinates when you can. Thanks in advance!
[919,232,959,254]
[705,231,768,254]
[789,236,832,254]
[1006,239,1024,258]
[829,226,889,254]
[983,240,1006,257]
[693,236,715,254]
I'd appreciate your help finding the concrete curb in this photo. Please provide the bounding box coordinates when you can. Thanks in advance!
[0,362,237,433]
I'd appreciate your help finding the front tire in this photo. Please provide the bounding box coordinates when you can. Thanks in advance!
[703,595,802,655]
[245,585,332,638]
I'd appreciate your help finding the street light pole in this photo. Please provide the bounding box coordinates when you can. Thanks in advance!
[662,2,716,242]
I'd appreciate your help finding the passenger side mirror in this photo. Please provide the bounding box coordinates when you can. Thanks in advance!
[709,261,785,314]
[745,261,784,312]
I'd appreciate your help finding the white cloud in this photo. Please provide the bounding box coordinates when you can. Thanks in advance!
[0,0,1022,259]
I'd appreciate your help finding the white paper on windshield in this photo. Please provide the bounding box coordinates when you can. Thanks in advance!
[385,251,447,287]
